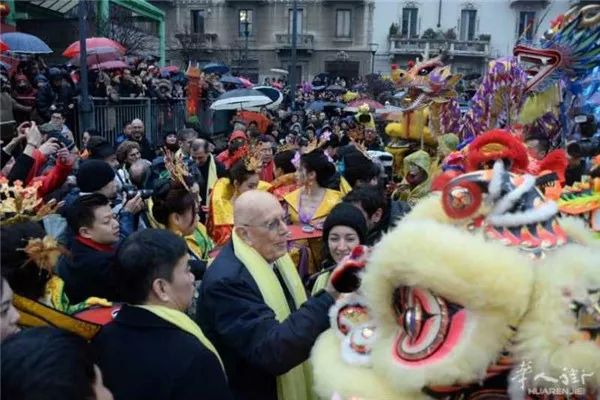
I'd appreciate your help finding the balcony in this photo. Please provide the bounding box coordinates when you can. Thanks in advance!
[274,33,315,53]
[174,33,218,52]
[388,37,490,59]
[509,0,550,7]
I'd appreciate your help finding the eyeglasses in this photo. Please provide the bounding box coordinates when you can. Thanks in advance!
[241,216,287,233]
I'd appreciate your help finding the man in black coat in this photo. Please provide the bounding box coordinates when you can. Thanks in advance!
[129,118,155,161]
[197,191,337,400]
[93,229,232,400]
[36,68,75,121]
[58,193,120,303]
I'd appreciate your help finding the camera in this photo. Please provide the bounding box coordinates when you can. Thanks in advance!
[567,114,600,158]
[123,185,154,199]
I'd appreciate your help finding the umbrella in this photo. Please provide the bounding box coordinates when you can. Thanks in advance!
[0,40,9,52]
[220,76,243,86]
[63,37,125,58]
[68,48,122,67]
[160,65,180,75]
[238,77,253,88]
[237,111,271,134]
[270,68,289,75]
[90,60,129,70]
[305,101,345,112]
[325,84,347,94]
[253,86,283,110]
[347,99,384,109]
[1,32,52,54]
[312,85,326,92]
[210,88,272,110]
[202,62,229,75]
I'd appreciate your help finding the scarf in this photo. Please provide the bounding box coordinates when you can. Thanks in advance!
[206,155,218,202]
[136,305,225,373]
[75,235,114,253]
[231,231,314,400]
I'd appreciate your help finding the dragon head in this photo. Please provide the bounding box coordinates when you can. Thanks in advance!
[514,4,600,93]
[393,55,462,112]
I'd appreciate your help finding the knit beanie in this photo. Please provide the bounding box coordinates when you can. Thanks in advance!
[77,160,115,193]
[322,203,368,245]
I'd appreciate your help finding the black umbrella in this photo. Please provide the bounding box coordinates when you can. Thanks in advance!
[325,84,347,94]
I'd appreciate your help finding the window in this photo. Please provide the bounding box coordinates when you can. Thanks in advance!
[191,9,205,34]
[401,7,418,38]
[288,9,304,36]
[460,9,476,41]
[239,9,254,37]
[336,9,351,38]
[518,11,535,40]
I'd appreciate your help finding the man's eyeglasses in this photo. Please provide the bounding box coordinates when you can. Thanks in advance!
[241,216,287,233]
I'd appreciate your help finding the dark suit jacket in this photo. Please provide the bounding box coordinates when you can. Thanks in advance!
[196,241,335,400]
[93,305,232,400]
[57,238,118,303]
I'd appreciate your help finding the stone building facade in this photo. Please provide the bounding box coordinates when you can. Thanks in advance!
[151,0,376,82]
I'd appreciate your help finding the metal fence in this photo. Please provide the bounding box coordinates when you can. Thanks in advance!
[84,97,188,145]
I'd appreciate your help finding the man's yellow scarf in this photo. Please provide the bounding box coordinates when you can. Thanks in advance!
[137,305,225,373]
[231,231,314,400]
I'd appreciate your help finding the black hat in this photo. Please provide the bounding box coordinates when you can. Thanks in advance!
[76,160,115,193]
[88,139,115,161]
[343,151,379,187]
[323,203,368,245]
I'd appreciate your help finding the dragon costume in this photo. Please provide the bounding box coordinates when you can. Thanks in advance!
[310,153,600,399]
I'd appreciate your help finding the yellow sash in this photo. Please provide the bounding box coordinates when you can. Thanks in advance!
[137,305,225,373]
[231,231,314,400]
[206,155,218,202]
[310,271,331,296]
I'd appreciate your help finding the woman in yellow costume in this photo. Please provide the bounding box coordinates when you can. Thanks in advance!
[147,151,214,264]
[207,150,271,246]
[284,148,342,278]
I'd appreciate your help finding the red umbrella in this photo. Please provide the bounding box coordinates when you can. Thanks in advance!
[347,99,384,109]
[68,49,121,66]
[0,40,9,52]
[63,37,126,58]
[90,60,129,70]
[238,77,253,88]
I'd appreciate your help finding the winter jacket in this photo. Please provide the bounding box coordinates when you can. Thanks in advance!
[196,241,334,400]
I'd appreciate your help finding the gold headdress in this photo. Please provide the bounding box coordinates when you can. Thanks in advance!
[277,142,298,154]
[0,178,60,226]
[163,148,192,192]
[243,144,263,172]
[21,235,63,274]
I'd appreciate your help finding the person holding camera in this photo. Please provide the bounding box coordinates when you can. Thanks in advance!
[1,121,74,198]
[566,114,600,186]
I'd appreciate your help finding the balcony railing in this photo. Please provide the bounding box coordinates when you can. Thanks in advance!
[509,0,550,7]
[174,33,218,51]
[388,37,490,58]
[275,33,315,51]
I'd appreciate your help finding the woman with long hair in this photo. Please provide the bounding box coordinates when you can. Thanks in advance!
[150,180,213,264]
[284,148,342,277]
